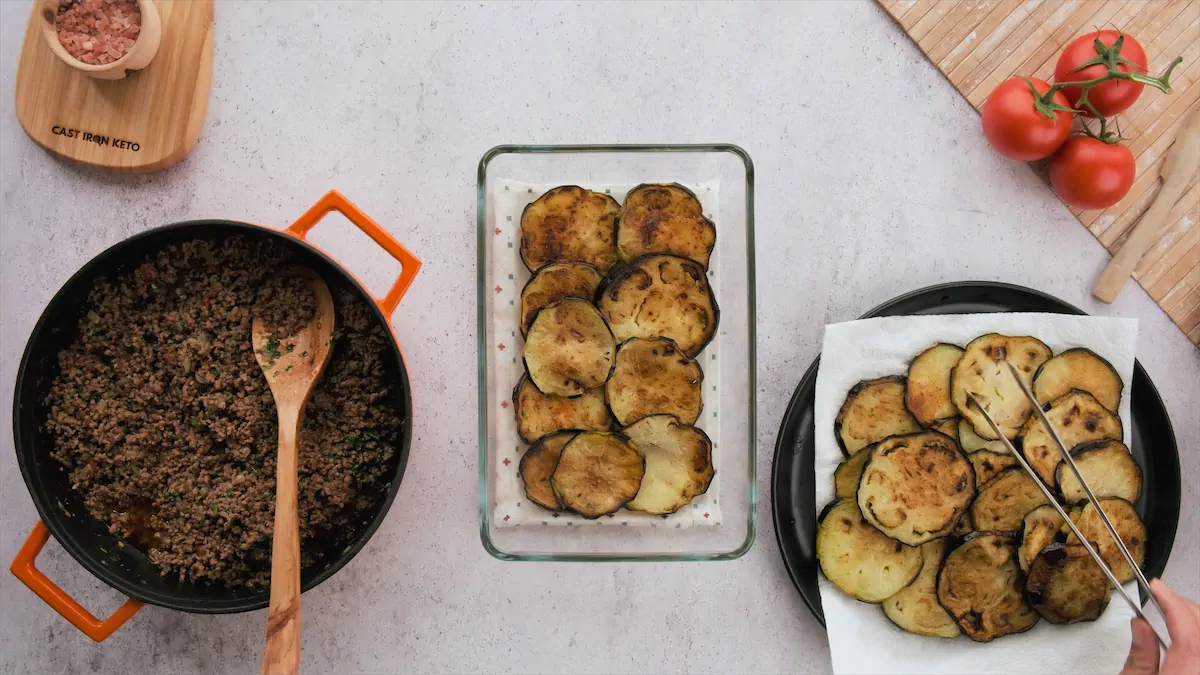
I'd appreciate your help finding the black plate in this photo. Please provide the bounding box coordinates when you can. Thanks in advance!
[770,281,1180,625]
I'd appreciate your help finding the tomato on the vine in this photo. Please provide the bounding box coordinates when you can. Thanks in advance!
[1054,30,1148,117]
[982,77,1074,161]
[1049,137,1135,210]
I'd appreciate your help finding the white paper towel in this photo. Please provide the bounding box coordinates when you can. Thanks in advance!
[814,313,1140,675]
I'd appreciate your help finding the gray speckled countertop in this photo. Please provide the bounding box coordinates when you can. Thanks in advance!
[1,2,1197,673]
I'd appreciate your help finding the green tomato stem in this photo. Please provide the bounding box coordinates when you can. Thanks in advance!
[1029,29,1184,119]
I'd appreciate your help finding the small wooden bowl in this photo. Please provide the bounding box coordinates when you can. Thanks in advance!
[39,0,161,80]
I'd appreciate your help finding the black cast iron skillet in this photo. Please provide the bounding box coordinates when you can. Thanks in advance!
[771,281,1180,625]
[11,192,421,639]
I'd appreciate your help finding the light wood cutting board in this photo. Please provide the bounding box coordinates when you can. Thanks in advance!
[878,0,1200,345]
[14,0,214,173]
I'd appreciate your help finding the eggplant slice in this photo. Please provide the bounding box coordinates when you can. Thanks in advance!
[833,451,869,501]
[550,432,644,518]
[519,263,604,337]
[834,376,922,457]
[936,534,1039,642]
[857,431,975,546]
[617,183,716,267]
[969,449,1019,486]
[1055,439,1142,504]
[622,415,714,515]
[1019,390,1123,486]
[1033,348,1123,413]
[883,539,961,638]
[1019,504,1068,572]
[513,374,612,444]
[951,334,1053,440]
[952,513,975,538]
[605,337,702,427]
[906,343,965,426]
[597,254,718,358]
[1026,543,1111,624]
[931,417,959,441]
[520,186,620,273]
[958,417,1009,454]
[523,298,616,397]
[816,501,923,603]
[970,466,1051,532]
[519,431,576,510]
[1066,497,1146,584]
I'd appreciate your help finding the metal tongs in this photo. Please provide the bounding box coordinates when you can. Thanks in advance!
[966,361,1171,650]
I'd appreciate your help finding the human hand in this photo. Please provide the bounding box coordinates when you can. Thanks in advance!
[1121,579,1200,675]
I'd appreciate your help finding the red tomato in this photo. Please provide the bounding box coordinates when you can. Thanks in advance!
[1054,30,1148,117]
[982,77,1073,161]
[1049,137,1135,210]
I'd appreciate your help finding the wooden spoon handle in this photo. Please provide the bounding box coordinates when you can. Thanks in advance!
[262,408,302,675]
[1093,106,1200,303]
[1091,184,1187,303]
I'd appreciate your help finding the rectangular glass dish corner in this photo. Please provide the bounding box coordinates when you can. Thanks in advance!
[476,144,756,561]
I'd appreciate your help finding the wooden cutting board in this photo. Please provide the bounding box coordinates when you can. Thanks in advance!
[14,0,214,173]
[879,0,1200,345]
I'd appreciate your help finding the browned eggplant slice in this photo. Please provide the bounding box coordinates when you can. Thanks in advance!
[931,417,959,441]
[857,431,975,546]
[596,254,718,358]
[959,417,1009,453]
[1065,497,1146,584]
[605,337,702,427]
[520,186,619,273]
[951,512,975,537]
[623,415,714,515]
[834,376,922,457]
[969,448,1019,486]
[523,298,616,397]
[519,431,576,510]
[883,539,961,638]
[1055,439,1142,504]
[1019,504,1068,572]
[1033,348,1123,413]
[833,451,869,501]
[550,432,644,518]
[970,466,1051,532]
[1025,543,1111,624]
[906,343,965,426]
[513,374,612,444]
[617,183,716,267]
[936,534,1039,642]
[951,334,1053,440]
[1019,390,1123,486]
[519,263,604,337]
[816,501,923,603]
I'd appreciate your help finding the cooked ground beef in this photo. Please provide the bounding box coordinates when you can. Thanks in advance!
[46,237,401,587]
[254,269,316,339]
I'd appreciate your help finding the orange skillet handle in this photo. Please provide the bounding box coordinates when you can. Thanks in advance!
[10,521,144,642]
[286,190,422,319]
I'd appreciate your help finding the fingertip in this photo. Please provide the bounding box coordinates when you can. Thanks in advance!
[1150,578,1182,607]
[1123,618,1161,675]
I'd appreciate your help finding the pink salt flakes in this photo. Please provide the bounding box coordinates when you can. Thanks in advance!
[56,0,142,66]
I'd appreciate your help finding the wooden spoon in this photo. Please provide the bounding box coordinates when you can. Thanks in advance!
[1092,105,1200,303]
[253,267,336,675]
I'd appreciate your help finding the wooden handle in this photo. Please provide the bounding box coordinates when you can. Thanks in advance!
[1093,106,1200,303]
[262,407,302,675]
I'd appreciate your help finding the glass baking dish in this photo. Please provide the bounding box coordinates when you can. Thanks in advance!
[476,144,755,561]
